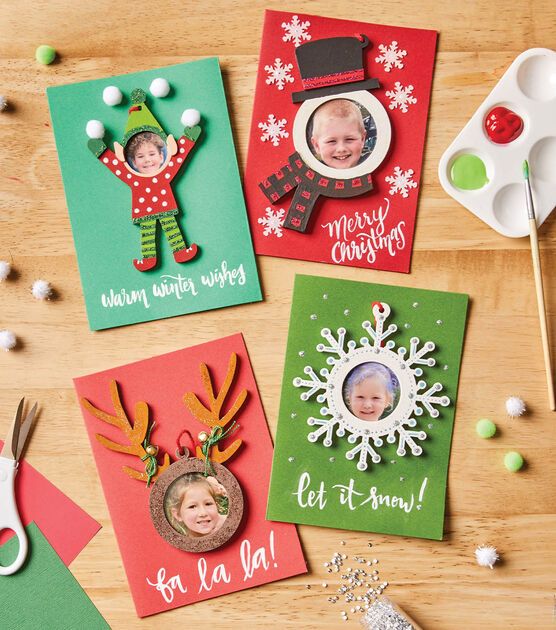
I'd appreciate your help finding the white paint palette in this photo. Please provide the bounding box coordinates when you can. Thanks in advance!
[438,48,556,238]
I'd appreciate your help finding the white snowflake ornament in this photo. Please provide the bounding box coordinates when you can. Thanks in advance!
[375,41,407,73]
[265,58,294,91]
[385,82,417,113]
[475,545,499,569]
[258,114,289,147]
[294,302,450,471]
[258,207,285,237]
[281,15,311,47]
[385,166,418,198]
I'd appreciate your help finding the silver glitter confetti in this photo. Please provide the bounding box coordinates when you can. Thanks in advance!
[288,456,295,463]
[323,294,329,300]
[343,309,350,316]
[412,302,419,308]
[404,323,411,329]
[290,412,297,419]
[298,350,305,357]
[329,456,336,463]
[443,364,449,371]
[310,314,318,320]
[436,319,443,325]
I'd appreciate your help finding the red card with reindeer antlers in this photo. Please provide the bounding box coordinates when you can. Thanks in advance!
[74,334,306,617]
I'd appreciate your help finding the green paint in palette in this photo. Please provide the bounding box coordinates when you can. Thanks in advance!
[450,154,489,190]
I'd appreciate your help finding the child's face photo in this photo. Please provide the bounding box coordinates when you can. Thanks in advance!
[123,131,169,176]
[173,484,221,537]
[343,362,400,423]
[349,375,390,422]
[311,115,366,170]
[133,141,165,174]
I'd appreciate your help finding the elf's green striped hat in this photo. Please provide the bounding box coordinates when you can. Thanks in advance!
[121,88,167,147]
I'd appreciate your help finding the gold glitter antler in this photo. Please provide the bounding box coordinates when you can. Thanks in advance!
[81,380,170,484]
[183,352,246,463]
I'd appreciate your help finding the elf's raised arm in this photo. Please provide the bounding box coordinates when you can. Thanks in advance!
[163,109,201,182]
[86,121,131,186]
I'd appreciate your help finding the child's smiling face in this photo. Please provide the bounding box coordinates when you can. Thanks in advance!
[349,376,390,422]
[174,485,220,537]
[311,115,365,170]
[133,141,165,174]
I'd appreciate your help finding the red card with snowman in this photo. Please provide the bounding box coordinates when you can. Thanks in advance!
[244,11,437,272]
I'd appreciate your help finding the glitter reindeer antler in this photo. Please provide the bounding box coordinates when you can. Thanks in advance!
[81,380,170,485]
[183,352,246,463]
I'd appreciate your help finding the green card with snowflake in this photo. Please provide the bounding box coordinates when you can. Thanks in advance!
[267,274,468,540]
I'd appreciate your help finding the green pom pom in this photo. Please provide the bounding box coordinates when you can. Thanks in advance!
[476,418,496,439]
[131,88,147,104]
[504,451,524,472]
[35,45,56,65]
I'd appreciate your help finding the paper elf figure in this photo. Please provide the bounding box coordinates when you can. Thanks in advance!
[87,88,201,271]
[258,35,391,233]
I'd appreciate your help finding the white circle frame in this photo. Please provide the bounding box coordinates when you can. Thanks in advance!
[292,90,392,180]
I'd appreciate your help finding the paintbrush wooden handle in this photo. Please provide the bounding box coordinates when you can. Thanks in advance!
[529,218,555,411]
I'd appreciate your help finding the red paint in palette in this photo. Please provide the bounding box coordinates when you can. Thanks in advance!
[484,106,524,144]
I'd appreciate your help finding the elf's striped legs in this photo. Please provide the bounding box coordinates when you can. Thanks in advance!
[134,215,198,272]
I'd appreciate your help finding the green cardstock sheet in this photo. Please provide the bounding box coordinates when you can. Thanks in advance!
[47,58,261,330]
[0,522,109,629]
[267,275,468,540]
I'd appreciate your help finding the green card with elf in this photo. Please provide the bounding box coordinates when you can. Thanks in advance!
[267,275,468,540]
[47,58,261,330]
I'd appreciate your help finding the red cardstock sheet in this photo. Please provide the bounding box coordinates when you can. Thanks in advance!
[244,10,437,272]
[0,442,101,565]
[74,334,306,617]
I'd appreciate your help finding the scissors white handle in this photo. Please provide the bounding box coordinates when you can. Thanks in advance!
[0,456,27,576]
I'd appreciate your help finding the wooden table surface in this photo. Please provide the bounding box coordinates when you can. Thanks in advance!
[1,1,555,628]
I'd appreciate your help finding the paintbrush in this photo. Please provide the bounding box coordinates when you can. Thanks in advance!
[523,159,555,410]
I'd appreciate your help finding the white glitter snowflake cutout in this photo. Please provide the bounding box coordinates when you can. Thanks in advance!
[259,114,289,147]
[265,58,295,91]
[293,303,450,471]
[281,15,311,47]
[385,166,418,198]
[385,82,417,113]
[258,207,285,237]
[375,41,407,73]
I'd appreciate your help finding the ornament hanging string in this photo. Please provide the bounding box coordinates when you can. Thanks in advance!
[201,422,240,476]
[176,429,195,458]
[371,301,385,348]
[140,421,158,487]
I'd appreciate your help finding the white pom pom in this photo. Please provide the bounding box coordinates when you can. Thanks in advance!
[103,86,122,106]
[0,95,7,112]
[0,329,16,351]
[475,545,499,569]
[181,108,200,127]
[32,279,52,300]
[150,78,170,98]
[505,396,526,417]
[0,260,11,281]
[86,120,105,139]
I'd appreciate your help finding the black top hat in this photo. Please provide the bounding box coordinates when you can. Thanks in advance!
[291,35,380,103]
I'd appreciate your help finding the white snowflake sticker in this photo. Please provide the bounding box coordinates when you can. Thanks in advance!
[375,41,407,73]
[281,15,311,47]
[385,167,418,198]
[293,303,450,471]
[265,58,295,91]
[258,114,289,147]
[385,82,417,113]
[258,207,285,237]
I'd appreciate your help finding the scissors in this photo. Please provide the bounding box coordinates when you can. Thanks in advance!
[0,398,37,576]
